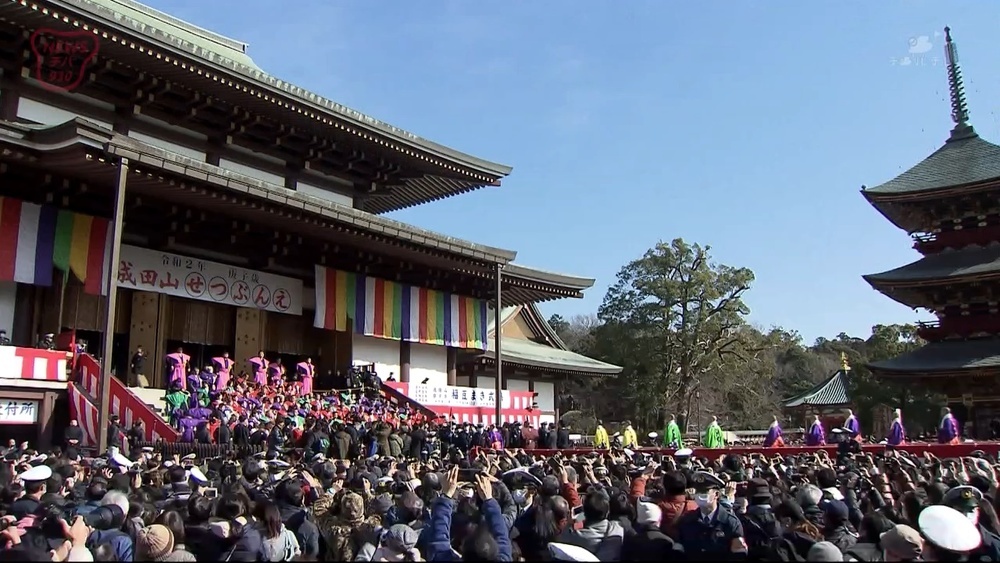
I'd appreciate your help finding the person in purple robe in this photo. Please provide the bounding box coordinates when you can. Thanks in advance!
[297,358,315,397]
[805,415,826,446]
[887,408,905,446]
[487,425,504,449]
[179,416,200,442]
[268,358,285,385]
[166,348,189,391]
[843,409,862,443]
[764,415,784,447]
[248,351,267,386]
[938,407,961,445]
[212,352,233,391]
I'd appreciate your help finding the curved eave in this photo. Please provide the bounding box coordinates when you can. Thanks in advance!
[0,118,519,265]
[478,353,622,378]
[5,0,512,180]
[500,264,594,306]
[520,302,570,350]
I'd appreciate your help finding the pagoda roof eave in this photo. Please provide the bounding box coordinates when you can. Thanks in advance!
[0,118,518,267]
[862,134,1000,196]
[863,244,1000,286]
[29,0,514,181]
[868,338,1000,373]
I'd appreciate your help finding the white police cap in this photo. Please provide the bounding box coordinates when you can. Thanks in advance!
[674,448,694,458]
[181,453,197,461]
[918,505,982,553]
[19,464,52,482]
[188,466,209,485]
[548,542,600,562]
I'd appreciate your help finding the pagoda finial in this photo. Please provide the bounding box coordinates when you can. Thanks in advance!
[943,26,976,140]
[840,352,851,372]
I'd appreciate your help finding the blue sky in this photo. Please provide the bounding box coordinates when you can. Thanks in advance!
[146,0,1000,344]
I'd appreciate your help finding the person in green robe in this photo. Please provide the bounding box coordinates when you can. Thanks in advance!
[663,414,683,448]
[197,385,210,407]
[703,416,726,448]
[163,387,189,426]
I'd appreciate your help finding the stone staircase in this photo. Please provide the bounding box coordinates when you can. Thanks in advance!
[128,386,167,416]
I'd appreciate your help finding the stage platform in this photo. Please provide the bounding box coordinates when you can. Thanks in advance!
[512,442,1000,458]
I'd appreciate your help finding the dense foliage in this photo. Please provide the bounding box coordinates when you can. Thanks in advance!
[548,238,941,434]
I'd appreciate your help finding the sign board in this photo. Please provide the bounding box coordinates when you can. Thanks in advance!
[117,245,303,315]
[0,400,38,424]
[384,382,539,427]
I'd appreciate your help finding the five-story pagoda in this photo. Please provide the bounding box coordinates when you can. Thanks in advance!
[862,28,1000,439]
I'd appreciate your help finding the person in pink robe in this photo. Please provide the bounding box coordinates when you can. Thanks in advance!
[166,348,189,391]
[297,358,314,396]
[248,351,267,386]
[268,359,285,385]
[211,352,233,392]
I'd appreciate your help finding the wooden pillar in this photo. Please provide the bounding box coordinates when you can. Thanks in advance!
[399,341,411,383]
[234,308,264,372]
[553,380,561,423]
[0,68,22,121]
[206,137,224,166]
[470,365,478,388]
[39,391,56,450]
[446,347,457,386]
[129,292,161,387]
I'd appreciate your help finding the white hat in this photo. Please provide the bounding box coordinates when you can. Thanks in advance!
[623,449,635,457]
[637,501,662,526]
[188,467,209,485]
[918,505,982,553]
[548,542,600,562]
[111,453,133,469]
[19,464,53,482]
[675,448,694,458]
[647,432,658,439]
[141,446,154,453]
[831,427,846,434]
[181,453,197,461]
[377,476,393,484]
[267,459,291,468]
[163,460,176,468]
[28,454,47,465]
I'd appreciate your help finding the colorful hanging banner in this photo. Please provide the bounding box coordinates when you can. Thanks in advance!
[313,265,488,350]
[0,197,110,294]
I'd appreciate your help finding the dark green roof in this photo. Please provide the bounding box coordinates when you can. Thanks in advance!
[783,369,850,408]
[863,135,1000,196]
[869,338,1000,373]
[864,245,1000,285]
[482,337,622,376]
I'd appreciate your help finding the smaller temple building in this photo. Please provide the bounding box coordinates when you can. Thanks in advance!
[783,356,853,433]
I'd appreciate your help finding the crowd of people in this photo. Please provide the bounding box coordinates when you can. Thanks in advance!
[0,350,994,561]
[3,386,1000,562]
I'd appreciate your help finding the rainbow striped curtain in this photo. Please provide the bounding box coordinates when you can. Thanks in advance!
[0,197,111,294]
[313,265,489,350]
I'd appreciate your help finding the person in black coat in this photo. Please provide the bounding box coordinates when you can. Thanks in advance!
[556,422,571,449]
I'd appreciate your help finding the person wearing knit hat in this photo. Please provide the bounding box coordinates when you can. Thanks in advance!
[880,524,923,561]
[372,524,422,561]
[807,541,843,562]
[135,524,174,561]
